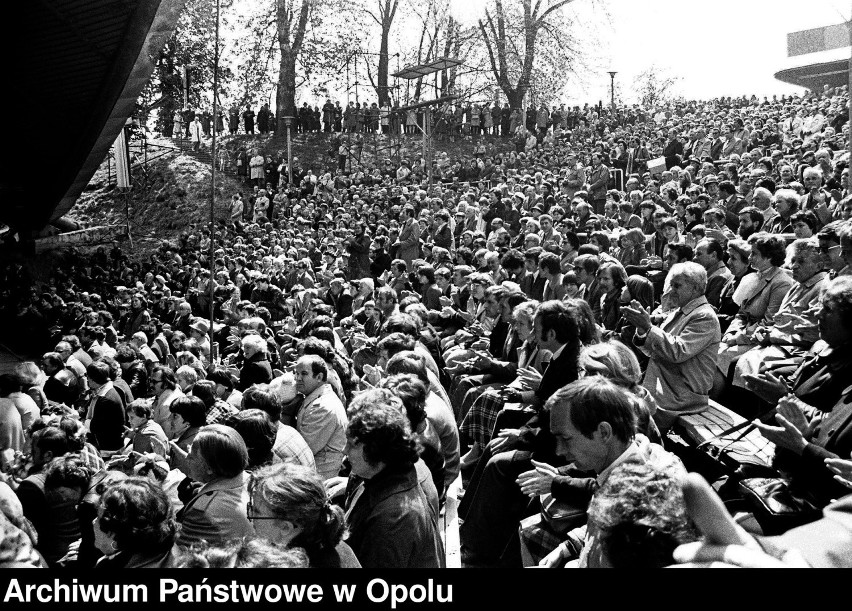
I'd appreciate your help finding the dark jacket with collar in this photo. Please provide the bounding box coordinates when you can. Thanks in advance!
[90,386,126,451]
[176,473,253,548]
[345,460,444,568]
[238,352,273,391]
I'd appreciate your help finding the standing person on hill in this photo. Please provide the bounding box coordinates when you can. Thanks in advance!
[228,104,239,134]
[250,152,265,189]
[190,116,203,152]
[243,105,255,134]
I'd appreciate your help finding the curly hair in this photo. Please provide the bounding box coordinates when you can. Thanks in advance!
[43,453,92,490]
[587,461,696,568]
[98,477,176,555]
[347,390,419,467]
[381,374,428,432]
[250,463,347,556]
[748,232,787,267]
[172,538,308,568]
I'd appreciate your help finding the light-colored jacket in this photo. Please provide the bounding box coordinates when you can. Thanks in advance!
[296,383,347,480]
[397,218,421,267]
[637,296,721,428]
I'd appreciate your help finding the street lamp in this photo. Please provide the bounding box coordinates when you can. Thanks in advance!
[607,71,617,109]
[283,115,295,185]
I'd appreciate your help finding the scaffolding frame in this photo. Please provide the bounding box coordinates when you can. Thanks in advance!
[391,58,462,185]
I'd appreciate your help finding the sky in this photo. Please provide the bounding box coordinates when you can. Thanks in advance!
[444,0,851,105]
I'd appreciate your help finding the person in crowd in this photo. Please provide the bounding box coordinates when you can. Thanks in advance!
[150,365,183,438]
[85,360,126,453]
[248,462,361,567]
[167,395,207,473]
[18,451,91,566]
[238,334,273,390]
[175,424,254,548]
[511,376,683,568]
[3,83,852,571]
[93,477,178,568]
[458,299,586,567]
[334,389,444,568]
[124,398,169,458]
[622,262,721,430]
[292,354,347,480]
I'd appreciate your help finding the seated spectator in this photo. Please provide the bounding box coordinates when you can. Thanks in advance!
[576,461,696,567]
[533,377,684,568]
[241,384,315,470]
[385,352,460,496]
[94,477,178,568]
[248,462,360,567]
[124,398,169,458]
[693,238,732,308]
[16,430,84,566]
[739,276,852,417]
[85,360,126,454]
[292,355,347,480]
[238,334,273,391]
[622,262,721,429]
[175,424,253,548]
[337,389,444,568]
[224,408,277,470]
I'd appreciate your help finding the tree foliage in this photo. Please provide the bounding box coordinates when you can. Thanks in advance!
[142,0,234,136]
[632,65,682,108]
[477,0,580,109]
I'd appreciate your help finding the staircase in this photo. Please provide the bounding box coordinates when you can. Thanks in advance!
[168,136,239,179]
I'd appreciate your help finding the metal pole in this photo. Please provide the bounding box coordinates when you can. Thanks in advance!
[124,190,133,249]
[208,0,220,358]
[848,20,851,161]
[287,121,293,185]
[608,71,617,109]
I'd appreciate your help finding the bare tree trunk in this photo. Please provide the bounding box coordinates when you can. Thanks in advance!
[372,0,398,107]
[275,0,311,134]
[478,0,575,108]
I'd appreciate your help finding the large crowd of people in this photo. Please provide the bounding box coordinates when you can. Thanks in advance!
[2,83,852,569]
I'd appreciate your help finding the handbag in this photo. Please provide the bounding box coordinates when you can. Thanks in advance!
[539,492,587,536]
[738,477,822,536]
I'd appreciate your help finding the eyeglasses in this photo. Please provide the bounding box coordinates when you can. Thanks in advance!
[819,245,841,255]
